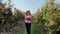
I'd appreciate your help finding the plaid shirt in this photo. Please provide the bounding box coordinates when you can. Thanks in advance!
[25,14,32,23]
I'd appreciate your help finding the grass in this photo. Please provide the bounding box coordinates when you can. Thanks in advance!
[16,21,45,34]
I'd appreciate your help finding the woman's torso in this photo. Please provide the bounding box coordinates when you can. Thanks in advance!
[25,14,32,23]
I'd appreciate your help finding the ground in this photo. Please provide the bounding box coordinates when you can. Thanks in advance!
[1,21,27,34]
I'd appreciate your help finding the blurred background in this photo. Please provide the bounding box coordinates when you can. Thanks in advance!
[0,0,60,34]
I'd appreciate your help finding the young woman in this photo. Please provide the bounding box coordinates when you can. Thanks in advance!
[25,10,32,34]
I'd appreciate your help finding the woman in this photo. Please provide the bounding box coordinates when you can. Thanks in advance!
[25,10,32,34]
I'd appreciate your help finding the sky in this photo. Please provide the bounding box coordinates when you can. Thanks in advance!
[3,0,60,14]
[13,0,45,14]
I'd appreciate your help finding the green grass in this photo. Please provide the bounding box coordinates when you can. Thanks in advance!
[17,22,45,34]
[16,23,27,34]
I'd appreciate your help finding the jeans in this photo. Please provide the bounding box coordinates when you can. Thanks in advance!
[25,23,31,34]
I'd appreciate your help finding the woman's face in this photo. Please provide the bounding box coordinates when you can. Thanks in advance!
[27,12,30,15]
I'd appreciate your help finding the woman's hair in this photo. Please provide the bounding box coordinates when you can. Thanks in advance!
[26,10,31,15]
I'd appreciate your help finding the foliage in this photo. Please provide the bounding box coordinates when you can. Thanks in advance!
[0,3,24,33]
[13,8,24,21]
[33,0,60,34]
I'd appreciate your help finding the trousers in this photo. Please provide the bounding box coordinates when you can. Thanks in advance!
[25,23,31,34]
